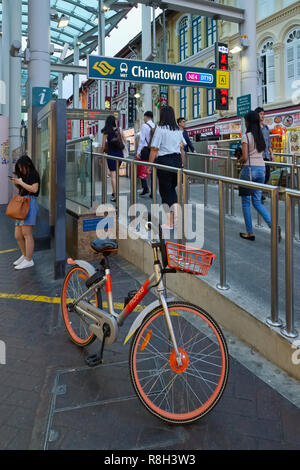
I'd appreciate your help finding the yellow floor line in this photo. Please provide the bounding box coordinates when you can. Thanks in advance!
[0,293,143,312]
[0,248,18,254]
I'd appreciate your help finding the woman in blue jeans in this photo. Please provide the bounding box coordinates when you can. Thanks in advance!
[239,111,272,241]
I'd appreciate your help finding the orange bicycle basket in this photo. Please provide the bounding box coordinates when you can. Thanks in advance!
[166,242,216,276]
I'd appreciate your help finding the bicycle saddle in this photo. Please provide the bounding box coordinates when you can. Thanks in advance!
[90,239,118,256]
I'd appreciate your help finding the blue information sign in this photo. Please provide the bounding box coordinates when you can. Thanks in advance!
[83,217,114,232]
[32,87,52,107]
[88,55,218,88]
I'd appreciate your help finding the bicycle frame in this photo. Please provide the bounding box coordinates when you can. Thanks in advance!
[69,242,182,365]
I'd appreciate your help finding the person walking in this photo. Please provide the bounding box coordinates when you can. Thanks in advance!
[239,111,277,242]
[149,106,186,229]
[255,107,274,202]
[177,117,196,153]
[137,111,156,196]
[10,155,40,270]
[100,115,125,202]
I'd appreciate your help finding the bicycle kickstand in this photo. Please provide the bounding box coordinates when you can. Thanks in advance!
[85,324,110,367]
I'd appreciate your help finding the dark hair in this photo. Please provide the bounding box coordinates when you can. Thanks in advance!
[254,107,265,114]
[102,115,117,134]
[159,105,179,131]
[15,155,38,178]
[177,117,186,125]
[144,111,153,119]
[244,111,266,153]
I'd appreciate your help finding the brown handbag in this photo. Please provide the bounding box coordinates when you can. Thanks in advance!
[6,195,30,220]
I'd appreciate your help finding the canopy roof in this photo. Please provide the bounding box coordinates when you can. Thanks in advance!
[0,0,138,101]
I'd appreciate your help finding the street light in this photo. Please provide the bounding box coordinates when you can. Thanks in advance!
[57,14,70,29]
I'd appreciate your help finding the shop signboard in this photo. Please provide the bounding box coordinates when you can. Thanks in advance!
[88,55,229,89]
[128,86,136,128]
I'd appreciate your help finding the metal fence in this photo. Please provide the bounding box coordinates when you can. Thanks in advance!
[90,150,300,339]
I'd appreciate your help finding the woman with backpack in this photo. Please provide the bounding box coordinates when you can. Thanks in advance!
[239,111,280,242]
[100,115,125,202]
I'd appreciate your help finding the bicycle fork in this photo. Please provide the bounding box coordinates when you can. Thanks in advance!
[153,258,183,367]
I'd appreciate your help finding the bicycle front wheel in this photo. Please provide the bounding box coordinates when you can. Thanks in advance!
[130,302,229,424]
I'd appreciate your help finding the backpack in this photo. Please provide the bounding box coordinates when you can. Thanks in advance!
[110,128,125,151]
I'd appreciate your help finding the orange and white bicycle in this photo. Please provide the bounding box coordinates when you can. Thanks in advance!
[61,219,229,424]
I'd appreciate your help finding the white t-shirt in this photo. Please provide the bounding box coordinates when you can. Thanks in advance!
[151,126,186,156]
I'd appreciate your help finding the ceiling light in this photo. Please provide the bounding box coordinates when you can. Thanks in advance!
[102,6,110,12]
[230,45,243,54]
[57,14,70,29]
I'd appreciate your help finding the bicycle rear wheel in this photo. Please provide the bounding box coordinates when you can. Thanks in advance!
[61,266,102,347]
[130,302,228,424]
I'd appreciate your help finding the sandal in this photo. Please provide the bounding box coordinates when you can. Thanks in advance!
[240,233,255,241]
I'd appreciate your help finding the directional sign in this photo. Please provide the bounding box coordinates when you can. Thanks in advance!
[237,94,251,117]
[88,55,229,89]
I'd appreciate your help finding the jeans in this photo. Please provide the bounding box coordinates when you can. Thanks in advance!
[240,166,271,234]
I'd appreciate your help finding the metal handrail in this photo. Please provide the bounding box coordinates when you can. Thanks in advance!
[66,135,93,146]
[281,189,300,339]
[92,151,286,330]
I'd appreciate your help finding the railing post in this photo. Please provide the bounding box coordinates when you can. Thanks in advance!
[204,158,208,207]
[101,155,107,204]
[115,160,120,240]
[152,166,157,206]
[281,192,298,338]
[296,165,300,242]
[130,160,137,207]
[91,147,95,203]
[267,188,282,327]
[182,172,188,246]
[229,158,235,217]
[217,180,230,291]
[177,168,184,244]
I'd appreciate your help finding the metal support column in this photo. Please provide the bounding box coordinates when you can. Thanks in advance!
[2,0,10,117]
[97,0,105,142]
[73,37,80,138]
[8,0,22,193]
[239,0,258,110]
[141,4,152,112]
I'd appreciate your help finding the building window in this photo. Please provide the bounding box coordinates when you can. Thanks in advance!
[180,87,187,118]
[285,28,300,99]
[261,40,275,104]
[192,16,202,55]
[179,17,188,61]
[207,89,215,116]
[206,18,217,48]
[193,88,201,119]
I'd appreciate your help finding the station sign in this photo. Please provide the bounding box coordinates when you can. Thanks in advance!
[88,55,229,89]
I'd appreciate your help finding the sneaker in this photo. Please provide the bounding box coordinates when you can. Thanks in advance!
[14,259,34,270]
[13,255,25,266]
[111,194,116,202]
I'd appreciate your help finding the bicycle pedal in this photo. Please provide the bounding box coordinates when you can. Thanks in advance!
[85,353,103,367]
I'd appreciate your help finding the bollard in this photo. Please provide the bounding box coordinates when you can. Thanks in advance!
[217,181,230,291]
[281,192,298,338]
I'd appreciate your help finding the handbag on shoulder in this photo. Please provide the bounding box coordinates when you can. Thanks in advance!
[6,195,30,220]
[239,134,254,197]
[110,128,125,151]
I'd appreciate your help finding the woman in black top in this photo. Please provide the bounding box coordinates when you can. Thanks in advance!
[10,155,40,270]
[100,115,125,202]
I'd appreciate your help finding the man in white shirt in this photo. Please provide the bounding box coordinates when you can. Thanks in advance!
[137,111,156,196]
